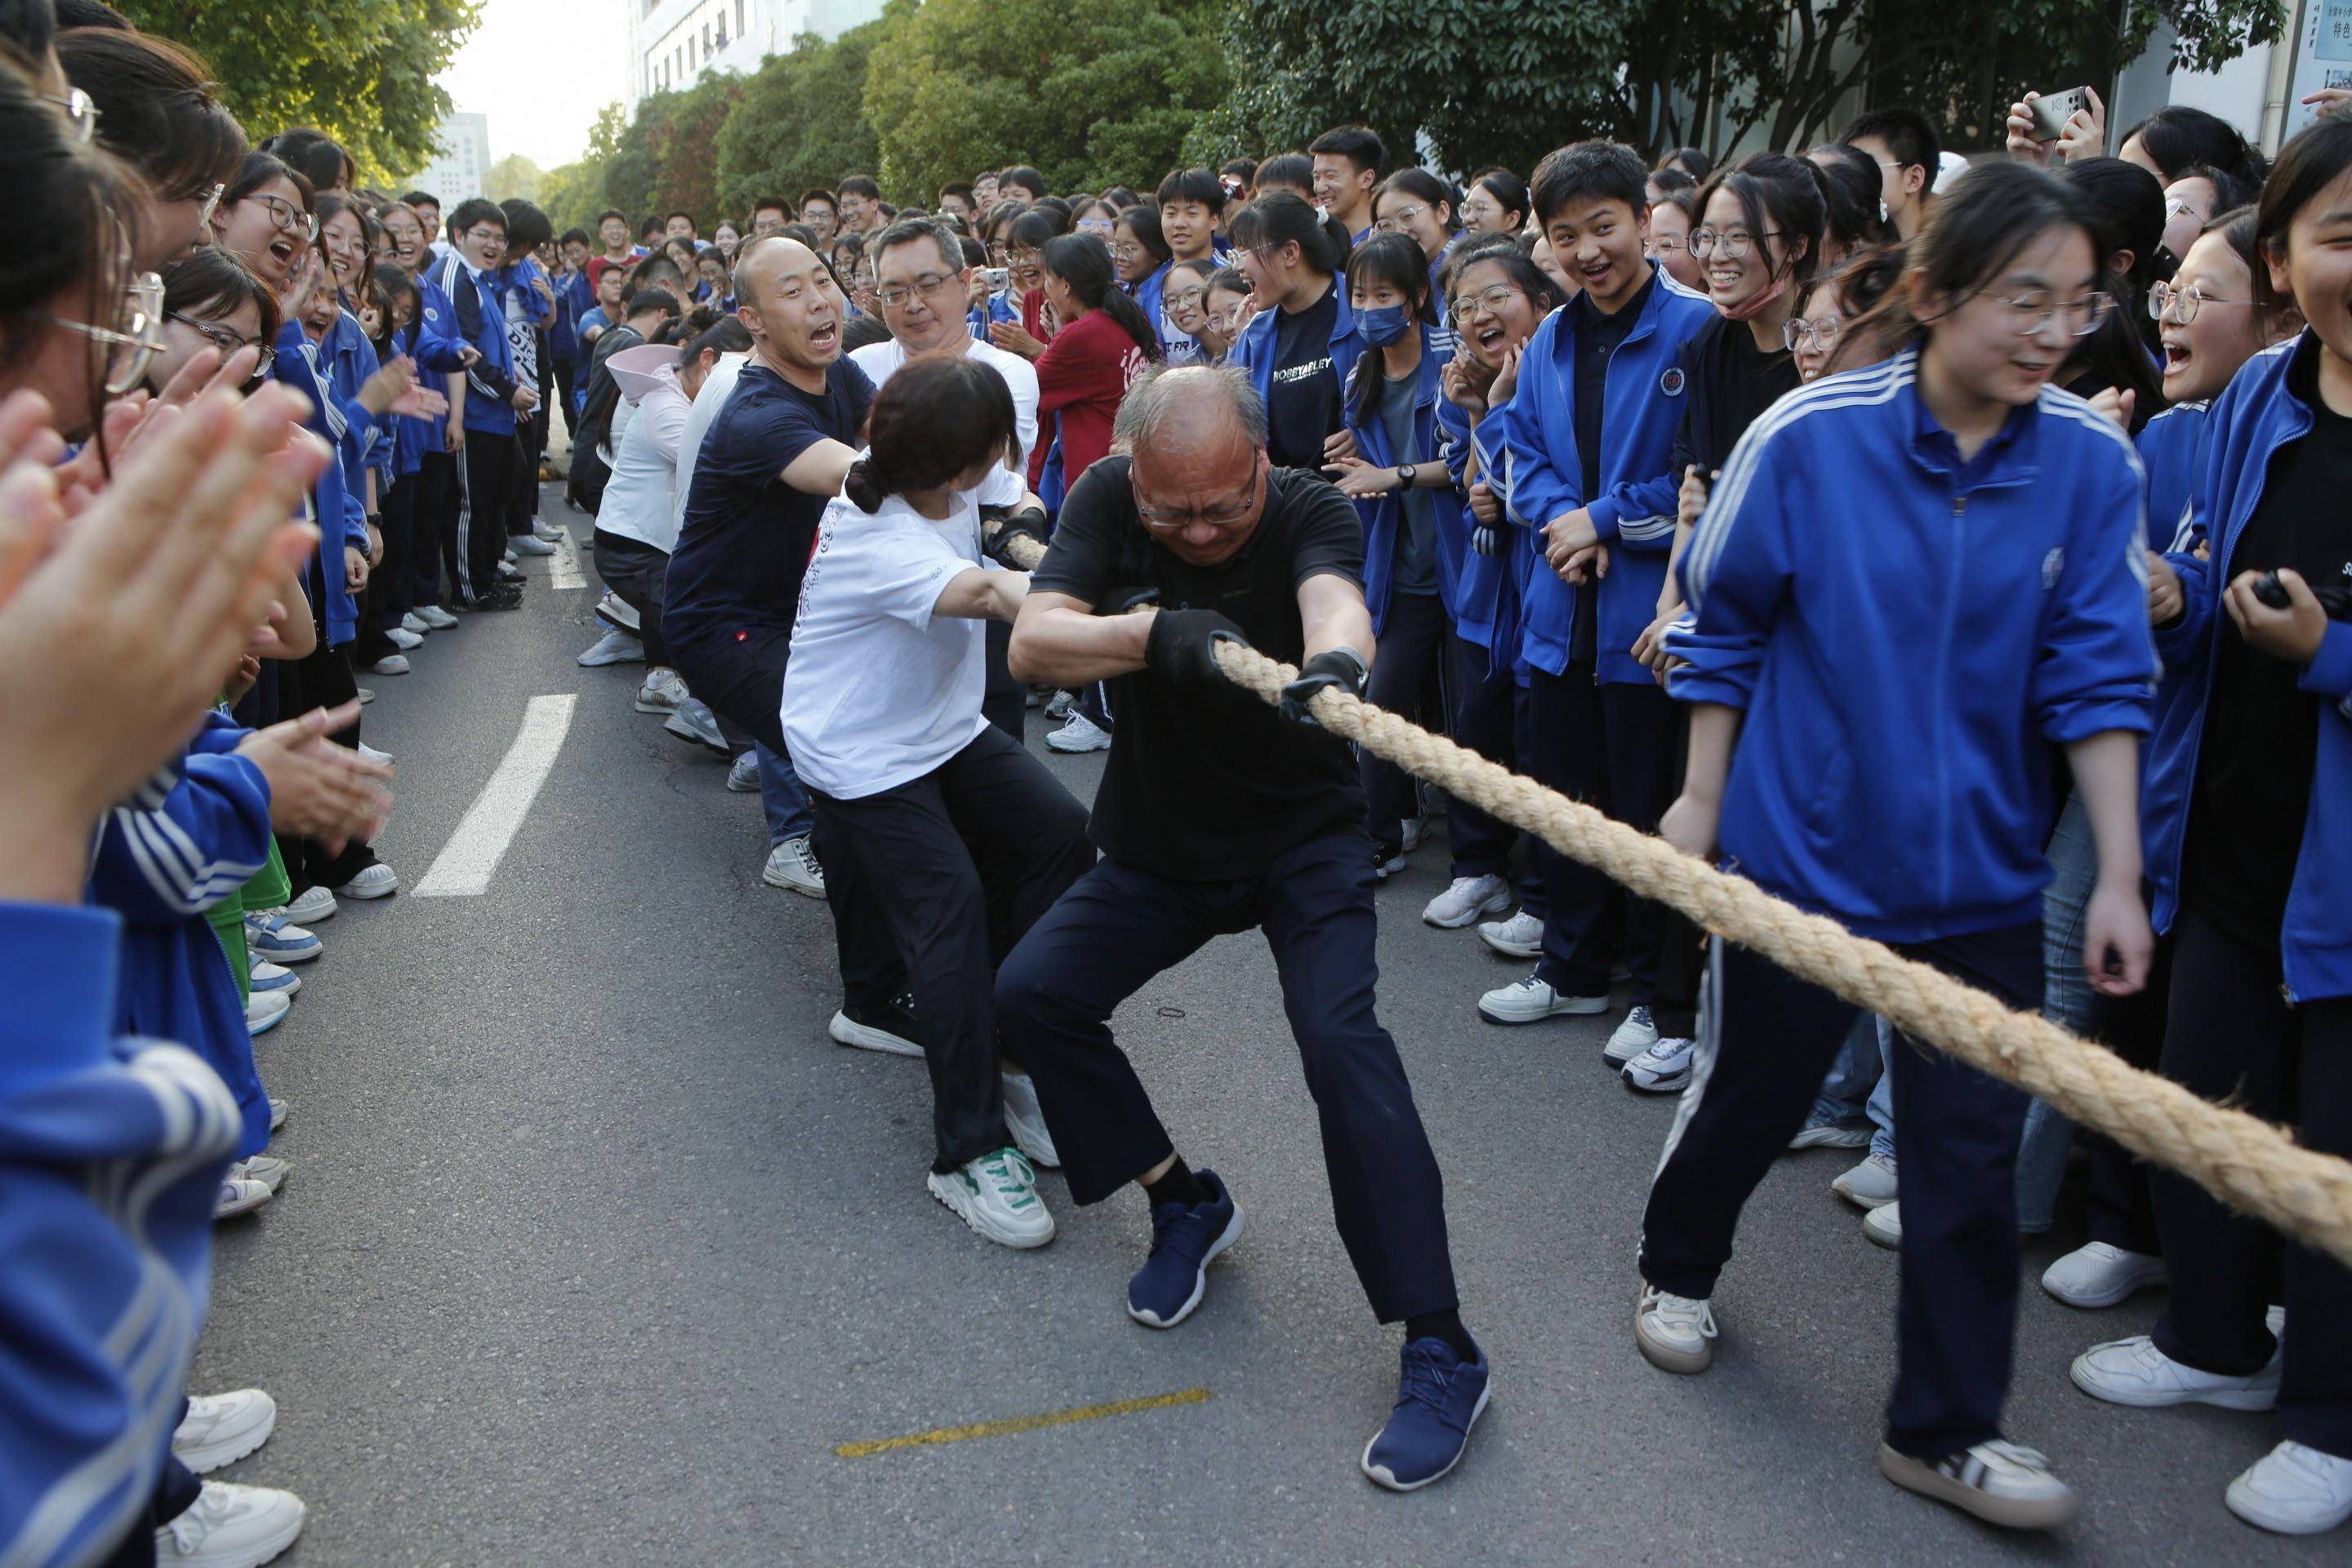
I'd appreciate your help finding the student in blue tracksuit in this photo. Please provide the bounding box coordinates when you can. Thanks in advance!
[2066,118,2352,1537]
[1638,162,2156,1530]
[1321,234,1461,877]
[1423,239,1565,941]
[1370,167,1465,336]
[1227,192,1361,474]
[1111,204,1174,356]
[1480,140,1715,1033]
[430,199,528,609]
[551,226,595,432]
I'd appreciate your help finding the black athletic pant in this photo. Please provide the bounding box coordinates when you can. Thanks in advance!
[506,417,543,537]
[669,620,789,755]
[273,639,377,894]
[813,726,1094,1171]
[591,530,671,667]
[995,831,1460,1323]
[1363,590,1447,858]
[1444,630,1517,880]
[455,426,513,602]
[1528,665,1678,1000]
[2150,904,2352,1458]
[1642,920,2039,1461]
[1648,708,1704,1040]
[982,618,1023,741]
[374,472,416,630]
[412,448,457,609]
[2074,928,2172,1254]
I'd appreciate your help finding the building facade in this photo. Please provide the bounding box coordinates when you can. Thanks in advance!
[412,111,492,210]
[624,0,885,107]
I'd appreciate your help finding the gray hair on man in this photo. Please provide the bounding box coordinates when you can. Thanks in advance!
[1111,363,1268,456]
[870,216,961,276]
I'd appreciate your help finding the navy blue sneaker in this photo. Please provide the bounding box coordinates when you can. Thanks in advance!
[1126,1168,1244,1329]
[1361,1334,1491,1491]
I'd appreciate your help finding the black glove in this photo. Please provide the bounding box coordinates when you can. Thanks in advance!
[1143,608,1250,689]
[1281,646,1369,728]
[982,506,1049,569]
[1096,585,1160,617]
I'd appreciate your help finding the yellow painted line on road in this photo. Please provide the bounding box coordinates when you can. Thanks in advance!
[834,1387,1210,1459]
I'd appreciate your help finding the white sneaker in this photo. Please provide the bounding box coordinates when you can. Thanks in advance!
[1634,1281,1718,1374]
[1602,1004,1659,1067]
[354,686,374,705]
[595,589,641,632]
[215,1177,272,1218]
[2040,1241,2167,1309]
[633,667,687,713]
[400,612,433,635]
[725,751,763,792]
[172,1389,278,1474]
[247,956,299,996]
[243,991,289,1036]
[513,532,557,555]
[927,1147,1055,1249]
[416,604,458,630]
[1400,813,1427,853]
[2229,1441,2352,1535]
[267,1097,287,1131]
[501,546,519,565]
[1423,875,1512,929]
[1878,1438,2079,1530]
[154,1479,306,1566]
[228,1155,289,1194]
[355,741,393,765]
[1788,1116,1873,1151]
[578,628,644,666]
[364,653,410,675]
[336,863,398,900]
[385,626,423,650]
[1833,1150,1898,1209]
[761,835,826,897]
[1622,1034,1695,1093]
[1863,1200,1902,1249]
[1044,688,1074,719]
[282,886,337,924]
[2071,1333,2279,1410]
[532,518,563,543]
[1000,1071,1060,1168]
[1477,973,1608,1025]
[1477,909,1543,958]
[1045,712,1111,752]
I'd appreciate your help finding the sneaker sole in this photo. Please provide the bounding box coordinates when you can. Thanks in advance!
[578,652,644,666]
[178,1496,306,1568]
[337,880,398,900]
[925,1172,1056,1250]
[1621,1067,1691,1094]
[1602,1036,1659,1069]
[1788,1125,1874,1151]
[1424,891,1514,929]
[1832,1178,1898,1211]
[1045,737,1111,753]
[2068,1360,2278,1411]
[174,1404,279,1475]
[252,944,320,965]
[1878,1441,2079,1530]
[1477,933,1542,959]
[1634,1309,1713,1375]
[1129,1203,1245,1330]
[250,973,301,996]
[2226,1477,2352,1535]
[215,1186,273,1218]
[665,721,732,757]
[828,1009,922,1058]
[632,697,680,714]
[762,866,827,898]
[1476,996,1611,1026]
[1360,1379,1492,1492]
[2038,1264,2167,1310]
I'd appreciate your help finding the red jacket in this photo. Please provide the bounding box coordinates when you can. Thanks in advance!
[1033,308,1149,488]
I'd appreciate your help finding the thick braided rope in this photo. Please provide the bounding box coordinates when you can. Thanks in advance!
[1191,638,2352,1268]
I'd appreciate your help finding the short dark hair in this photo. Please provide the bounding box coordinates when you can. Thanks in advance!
[403,190,441,211]
[639,216,664,238]
[837,175,880,200]
[259,127,351,194]
[1253,153,1313,198]
[800,188,837,212]
[666,209,695,228]
[680,314,752,369]
[1309,124,1387,177]
[999,165,1046,198]
[1841,106,1940,179]
[624,285,681,320]
[595,207,626,225]
[631,255,684,294]
[751,194,790,217]
[558,226,591,249]
[1219,157,1258,188]
[1530,140,1649,229]
[448,197,506,238]
[1156,167,1227,215]
[957,235,985,267]
[938,181,974,204]
[500,198,552,252]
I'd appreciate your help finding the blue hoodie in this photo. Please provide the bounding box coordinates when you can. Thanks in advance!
[0,903,241,1568]
[1436,394,1526,677]
[1668,350,2154,942]
[2145,333,2352,1001]
[1342,321,1454,634]
[1497,265,1716,682]
[2128,399,2211,893]
[427,250,518,437]
[272,322,375,647]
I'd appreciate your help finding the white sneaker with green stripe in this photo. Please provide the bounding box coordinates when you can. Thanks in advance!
[927,1147,1055,1250]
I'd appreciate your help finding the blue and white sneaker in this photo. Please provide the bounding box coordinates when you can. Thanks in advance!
[1361,1334,1492,1491]
[1127,1169,1244,1329]
[244,911,320,965]
[247,956,301,996]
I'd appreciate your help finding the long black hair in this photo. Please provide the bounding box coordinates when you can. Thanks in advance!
[1807,142,1895,261]
[57,26,246,203]
[1227,190,1350,278]
[1466,167,1530,232]
[1691,151,1829,292]
[842,354,1022,513]
[1040,234,1163,362]
[2119,104,2268,189]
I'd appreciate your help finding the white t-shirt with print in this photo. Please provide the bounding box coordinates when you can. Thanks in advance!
[780,478,995,800]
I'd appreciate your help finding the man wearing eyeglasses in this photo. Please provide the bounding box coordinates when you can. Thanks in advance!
[852,218,1045,740]
[996,363,1491,1494]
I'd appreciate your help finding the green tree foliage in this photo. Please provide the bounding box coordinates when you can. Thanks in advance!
[650,75,742,227]
[864,0,1229,201]
[714,24,885,215]
[535,158,605,235]
[483,153,541,203]
[114,0,483,182]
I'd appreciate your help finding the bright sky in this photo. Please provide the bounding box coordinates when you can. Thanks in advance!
[435,0,630,170]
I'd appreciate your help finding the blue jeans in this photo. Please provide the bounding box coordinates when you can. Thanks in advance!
[1808,1012,1898,1160]
[756,742,813,846]
[2015,791,2100,1232]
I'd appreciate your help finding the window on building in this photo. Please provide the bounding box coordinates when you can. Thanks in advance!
[714,13,726,48]
[687,35,696,69]
[737,0,747,34]
[702,22,711,53]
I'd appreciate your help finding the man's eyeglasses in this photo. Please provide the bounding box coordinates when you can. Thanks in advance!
[42,87,100,145]
[168,310,277,378]
[1782,314,1842,351]
[1134,463,1260,530]
[1374,203,1431,234]
[47,272,165,394]
[1993,289,2113,337]
[2148,280,2252,326]
[252,193,317,242]
[875,272,960,309]
[1688,228,1781,261]
[1448,284,1524,325]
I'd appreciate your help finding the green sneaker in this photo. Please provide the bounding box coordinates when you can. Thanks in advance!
[927,1147,1055,1250]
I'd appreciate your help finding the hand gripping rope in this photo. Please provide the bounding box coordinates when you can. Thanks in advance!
[991,523,2352,1267]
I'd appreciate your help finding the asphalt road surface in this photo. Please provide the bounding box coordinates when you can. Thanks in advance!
[194,484,2333,1566]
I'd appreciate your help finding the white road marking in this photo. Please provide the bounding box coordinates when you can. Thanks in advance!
[550,530,586,590]
[413,695,577,897]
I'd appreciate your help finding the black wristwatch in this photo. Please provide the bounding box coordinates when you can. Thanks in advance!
[1395,463,1417,491]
